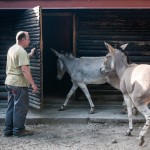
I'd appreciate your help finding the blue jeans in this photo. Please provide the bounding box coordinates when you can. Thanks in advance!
[4,85,29,135]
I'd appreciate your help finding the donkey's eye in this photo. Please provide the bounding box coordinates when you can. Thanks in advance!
[106,55,111,58]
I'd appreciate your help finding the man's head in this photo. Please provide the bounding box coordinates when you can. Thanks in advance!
[16,31,30,48]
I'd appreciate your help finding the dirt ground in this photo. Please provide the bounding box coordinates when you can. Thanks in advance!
[0,122,150,150]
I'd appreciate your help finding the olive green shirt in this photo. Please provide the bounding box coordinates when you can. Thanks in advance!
[5,44,30,87]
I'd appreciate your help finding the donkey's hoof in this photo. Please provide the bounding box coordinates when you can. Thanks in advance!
[89,108,95,114]
[138,136,145,146]
[133,107,138,116]
[125,131,132,136]
[125,128,133,136]
[121,107,127,114]
[139,138,145,146]
[59,106,65,111]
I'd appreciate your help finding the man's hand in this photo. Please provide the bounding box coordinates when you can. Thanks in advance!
[21,65,38,93]
[31,83,38,93]
[30,48,36,56]
[29,48,36,58]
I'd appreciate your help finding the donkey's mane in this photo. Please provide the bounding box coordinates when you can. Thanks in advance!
[120,49,130,64]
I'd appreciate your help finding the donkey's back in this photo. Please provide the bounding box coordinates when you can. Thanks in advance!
[75,57,107,84]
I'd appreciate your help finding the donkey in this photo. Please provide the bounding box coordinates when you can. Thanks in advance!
[100,42,150,146]
[51,48,131,114]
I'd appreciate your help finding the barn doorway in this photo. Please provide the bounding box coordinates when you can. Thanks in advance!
[42,10,73,106]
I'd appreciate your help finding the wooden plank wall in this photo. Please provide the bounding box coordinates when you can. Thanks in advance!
[0,10,16,107]
[15,8,42,109]
[0,9,42,108]
[76,9,150,106]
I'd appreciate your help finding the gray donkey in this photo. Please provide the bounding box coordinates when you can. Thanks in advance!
[51,48,135,114]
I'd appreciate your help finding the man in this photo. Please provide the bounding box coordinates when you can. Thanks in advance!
[4,31,38,137]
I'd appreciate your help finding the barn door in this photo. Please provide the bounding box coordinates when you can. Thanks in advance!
[15,6,43,109]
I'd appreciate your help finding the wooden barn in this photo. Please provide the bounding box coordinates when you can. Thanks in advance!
[0,0,150,109]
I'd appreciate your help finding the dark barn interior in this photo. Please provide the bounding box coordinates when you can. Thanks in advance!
[42,10,73,102]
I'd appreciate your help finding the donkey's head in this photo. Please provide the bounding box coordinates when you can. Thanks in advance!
[100,42,129,74]
[50,48,65,80]
[51,48,75,80]
[56,52,75,80]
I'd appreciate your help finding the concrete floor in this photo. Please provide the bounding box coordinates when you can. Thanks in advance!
[0,106,145,125]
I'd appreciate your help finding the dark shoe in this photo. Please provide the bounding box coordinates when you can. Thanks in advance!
[4,133,13,137]
[13,130,33,137]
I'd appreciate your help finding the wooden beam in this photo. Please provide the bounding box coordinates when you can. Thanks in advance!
[0,0,150,9]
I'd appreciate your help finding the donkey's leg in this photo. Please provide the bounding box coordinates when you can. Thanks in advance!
[121,101,128,114]
[134,104,150,146]
[59,84,78,111]
[78,83,94,114]
[123,94,133,136]
[132,103,138,116]
[121,101,138,115]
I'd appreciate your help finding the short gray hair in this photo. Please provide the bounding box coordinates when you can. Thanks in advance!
[16,31,27,41]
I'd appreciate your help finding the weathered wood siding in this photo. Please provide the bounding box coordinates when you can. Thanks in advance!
[0,8,43,108]
[0,10,16,107]
[76,9,150,106]
[15,7,43,109]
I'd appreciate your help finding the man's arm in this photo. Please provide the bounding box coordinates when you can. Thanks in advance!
[21,65,38,93]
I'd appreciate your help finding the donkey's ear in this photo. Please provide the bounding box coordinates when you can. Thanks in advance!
[50,48,61,58]
[120,44,128,50]
[104,41,115,53]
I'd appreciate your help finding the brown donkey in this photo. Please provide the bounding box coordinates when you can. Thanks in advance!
[100,42,150,146]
